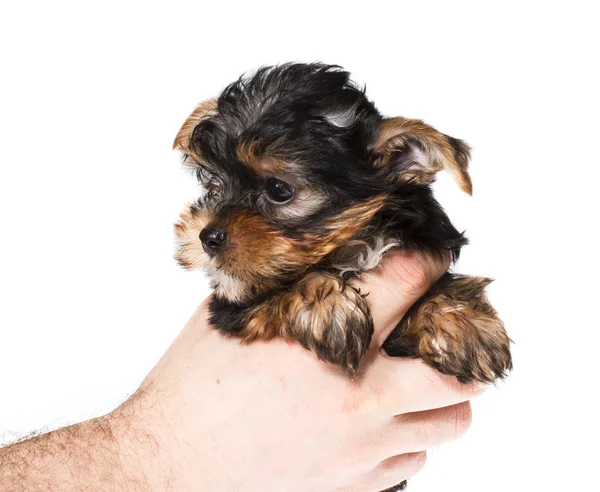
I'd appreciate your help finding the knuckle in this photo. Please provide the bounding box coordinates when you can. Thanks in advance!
[363,374,397,414]
[343,387,380,417]
[390,253,432,294]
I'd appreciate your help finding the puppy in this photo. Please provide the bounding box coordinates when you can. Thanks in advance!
[174,63,512,386]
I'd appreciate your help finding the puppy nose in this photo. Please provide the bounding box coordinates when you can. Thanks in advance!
[199,227,227,257]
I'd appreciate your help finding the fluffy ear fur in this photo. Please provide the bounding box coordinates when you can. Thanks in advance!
[173,99,218,153]
[372,117,473,194]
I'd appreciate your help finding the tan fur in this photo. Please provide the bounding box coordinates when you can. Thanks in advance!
[174,195,389,300]
[374,117,473,195]
[173,204,212,270]
[243,272,372,372]
[171,73,508,389]
[237,140,285,174]
[398,275,511,383]
[306,195,390,258]
[173,99,218,158]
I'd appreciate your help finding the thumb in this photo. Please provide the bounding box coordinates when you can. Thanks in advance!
[352,250,450,349]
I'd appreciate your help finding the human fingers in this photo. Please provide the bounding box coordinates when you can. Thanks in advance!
[353,250,450,349]
[364,357,485,414]
[375,401,472,458]
[349,452,427,492]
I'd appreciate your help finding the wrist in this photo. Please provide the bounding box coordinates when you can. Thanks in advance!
[110,387,226,492]
[109,392,167,491]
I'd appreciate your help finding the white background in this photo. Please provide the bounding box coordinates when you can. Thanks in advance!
[1,1,599,490]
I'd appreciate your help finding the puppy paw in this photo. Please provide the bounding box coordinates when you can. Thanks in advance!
[384,274,512,384]
[286,272,373,374]
[243,272,373,374]
[418,307,512,384]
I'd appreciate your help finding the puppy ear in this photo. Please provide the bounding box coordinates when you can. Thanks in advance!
[372,117,472,195]
[173,99,218,152]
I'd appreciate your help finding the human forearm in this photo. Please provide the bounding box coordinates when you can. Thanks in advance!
[0,413,139,491]
[0,391,224,492]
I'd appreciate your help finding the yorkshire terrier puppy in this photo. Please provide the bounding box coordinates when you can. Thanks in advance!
[174,63,511,491]
[174,63,511,387]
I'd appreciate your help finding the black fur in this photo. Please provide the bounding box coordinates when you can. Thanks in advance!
[176,63,497,490]
[187,63,466,267]
[208,296,248,335]
[382,481,407,492]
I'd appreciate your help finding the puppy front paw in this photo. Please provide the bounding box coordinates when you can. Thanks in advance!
[418,307,512,384]
[384,274,512,384]
[241,272,373,374]
[285,272,373,374]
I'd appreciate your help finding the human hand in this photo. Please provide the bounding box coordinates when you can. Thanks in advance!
[112,251,482,492]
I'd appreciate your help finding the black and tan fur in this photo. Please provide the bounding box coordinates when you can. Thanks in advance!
[173,63,512,491]
[174,63,511,378]
[174,62,510,376]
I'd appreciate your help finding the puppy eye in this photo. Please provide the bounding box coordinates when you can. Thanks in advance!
[266,178,295,203]
[205,182,221,199]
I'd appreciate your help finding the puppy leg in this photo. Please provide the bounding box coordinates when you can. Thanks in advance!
[210,271,373,374]
[383,273,512,384]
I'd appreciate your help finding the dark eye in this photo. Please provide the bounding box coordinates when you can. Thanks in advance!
[205,181,221,199]
[266,178,295,203]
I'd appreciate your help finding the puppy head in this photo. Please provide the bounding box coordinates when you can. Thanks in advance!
[174,63,471,303]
